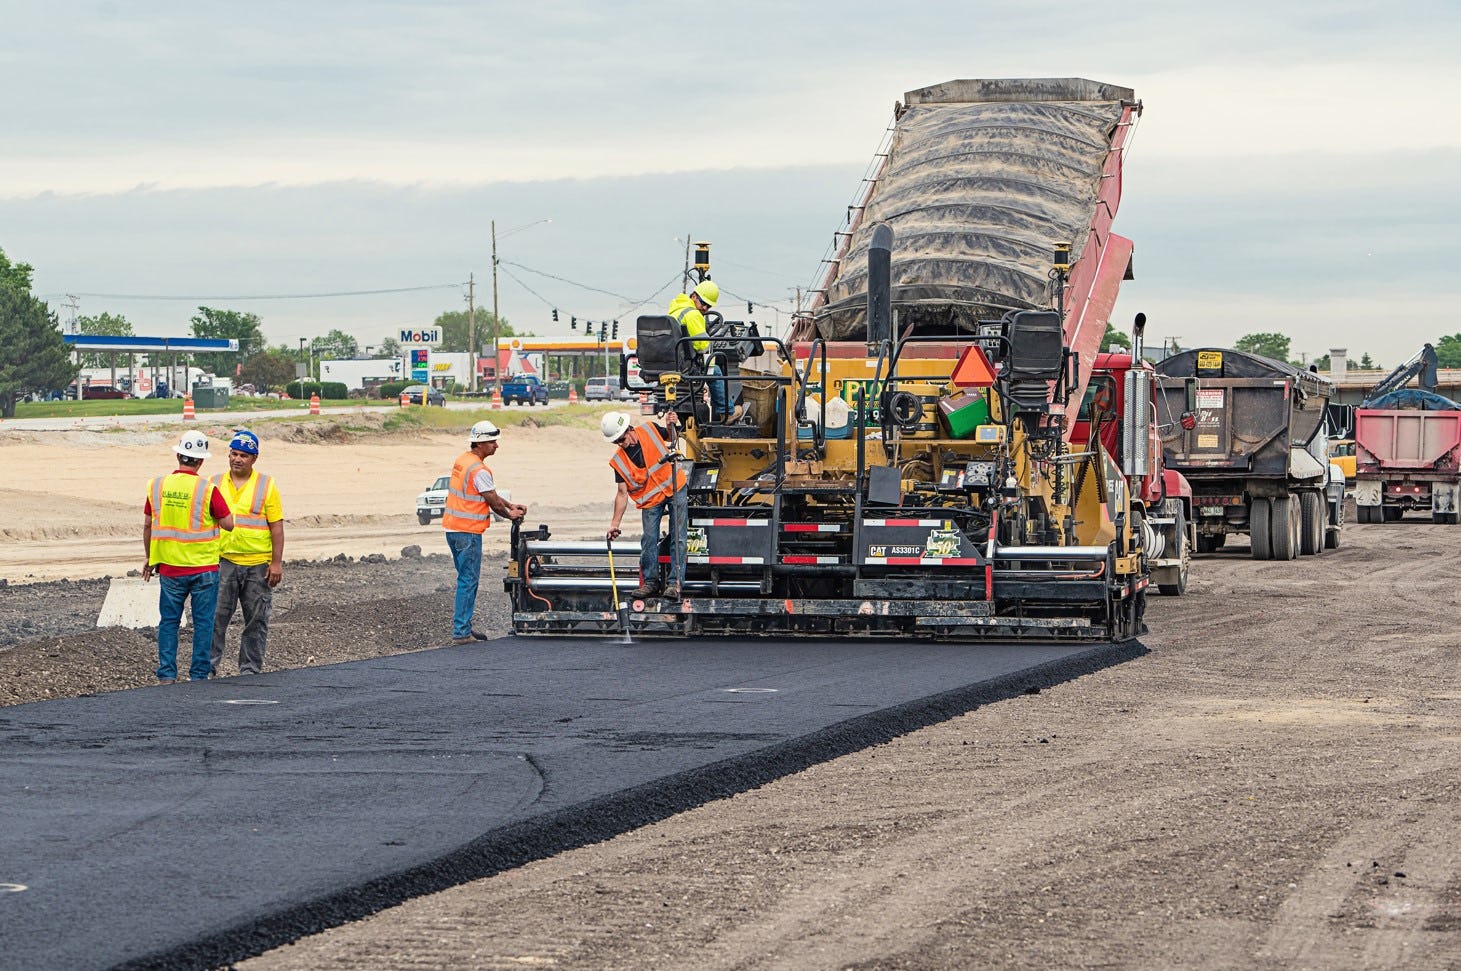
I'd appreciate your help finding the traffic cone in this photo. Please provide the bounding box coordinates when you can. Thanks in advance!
[491,388,502,409]
[639,391,652,415]
[400,392,409,407]
[568,386,579,405]
[182,396,195,421]
[309,393,320,415]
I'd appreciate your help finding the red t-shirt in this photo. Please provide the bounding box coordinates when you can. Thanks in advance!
[144,467,233,577]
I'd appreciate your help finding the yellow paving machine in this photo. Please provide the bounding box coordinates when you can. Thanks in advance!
[508,78,1154,641]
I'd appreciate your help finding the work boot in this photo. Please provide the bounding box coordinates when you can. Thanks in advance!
[661,584,681,602]
[470,630,490,641]
[451,636,475,645]
[629,581,660,598]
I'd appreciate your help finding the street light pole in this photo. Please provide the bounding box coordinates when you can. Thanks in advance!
[490,221,499,395]
[467,273,477,393]
[488,217,551,396]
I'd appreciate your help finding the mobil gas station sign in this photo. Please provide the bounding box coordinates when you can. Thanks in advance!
[399,327,441,345]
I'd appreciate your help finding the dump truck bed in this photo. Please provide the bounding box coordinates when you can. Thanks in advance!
[1155,348,1333,481]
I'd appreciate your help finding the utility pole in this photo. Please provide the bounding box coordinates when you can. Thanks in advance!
[467,273,476,392]
[63,294,80,335]
[491,221,500,395]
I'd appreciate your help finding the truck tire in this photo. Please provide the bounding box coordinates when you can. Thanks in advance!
[1250,498,1272,560]
[1157,506,1188,596]
[1271,495,1299,560]
[417,512,432,525]
[1326,498,1343,549]
[1299,491,1324,555]
[1383,506,1403,522]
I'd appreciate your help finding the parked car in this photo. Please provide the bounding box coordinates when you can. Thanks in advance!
[416,475,449,525]
[416,475,512,525]
[81,385,129,400]
[401,384,445,406]
[501,374,550,406]
[584,376,631,402]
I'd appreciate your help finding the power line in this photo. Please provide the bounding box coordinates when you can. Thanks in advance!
[51,283,465,301]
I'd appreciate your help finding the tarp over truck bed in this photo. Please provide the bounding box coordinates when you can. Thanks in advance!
[811,78,1139,341]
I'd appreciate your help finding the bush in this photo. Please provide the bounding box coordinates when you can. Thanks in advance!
[285,381,348,400]
[378,380,410,400]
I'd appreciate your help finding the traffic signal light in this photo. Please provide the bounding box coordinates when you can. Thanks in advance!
[748,301,754,314]
[611,320,618,340]
[552,308,559,322]
[599,321,607,340]
[570,316,577,330]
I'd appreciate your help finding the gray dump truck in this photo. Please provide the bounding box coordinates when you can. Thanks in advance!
[1154,348,1345,559]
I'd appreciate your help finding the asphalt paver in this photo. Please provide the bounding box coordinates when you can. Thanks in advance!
[0,635,1137,970]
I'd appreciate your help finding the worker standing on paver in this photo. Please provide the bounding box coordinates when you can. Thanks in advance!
[209,429,284,677]
[143,431,234,683]
[444,420,527,644]
[667,279,729,421]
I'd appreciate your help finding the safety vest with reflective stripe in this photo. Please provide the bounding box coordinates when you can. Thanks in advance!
[212,471,277,564]
[609,425,678,509]
[443,450,493,533]
[147,472,221,568]
[668,294,710,353]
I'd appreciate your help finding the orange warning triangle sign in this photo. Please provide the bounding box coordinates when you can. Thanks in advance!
[950,345,997,388]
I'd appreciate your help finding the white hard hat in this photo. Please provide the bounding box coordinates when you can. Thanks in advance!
[469,420,501,443]
[601,411,632,442]
[174,430,210,459]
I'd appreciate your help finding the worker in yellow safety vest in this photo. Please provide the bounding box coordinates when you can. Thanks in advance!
[209,429,284,677]
[142,431,235,683]
[666,279,729,420]
[444,420,527,644]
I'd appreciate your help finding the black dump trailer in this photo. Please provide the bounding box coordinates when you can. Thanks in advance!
[1154,348,1345,559]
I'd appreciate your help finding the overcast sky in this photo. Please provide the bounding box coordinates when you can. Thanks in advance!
[4,0,1459,365]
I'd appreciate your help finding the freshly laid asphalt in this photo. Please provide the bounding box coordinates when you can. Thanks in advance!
[0,635,1141,971]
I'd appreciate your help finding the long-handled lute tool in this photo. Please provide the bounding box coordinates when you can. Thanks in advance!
[607,537,633,644]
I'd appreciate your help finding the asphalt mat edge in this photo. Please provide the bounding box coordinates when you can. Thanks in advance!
[117,638,1147,971]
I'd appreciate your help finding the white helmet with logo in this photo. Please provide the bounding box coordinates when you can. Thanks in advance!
[600,411,631,442]
[174,430,211,459]
[469,420,501,443]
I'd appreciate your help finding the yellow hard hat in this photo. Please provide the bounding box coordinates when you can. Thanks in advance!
[692,280,719,307]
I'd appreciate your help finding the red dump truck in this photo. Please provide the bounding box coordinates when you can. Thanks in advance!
[1354,404,1461,523]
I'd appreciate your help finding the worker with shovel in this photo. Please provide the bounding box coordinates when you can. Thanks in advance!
[603,410,687,601]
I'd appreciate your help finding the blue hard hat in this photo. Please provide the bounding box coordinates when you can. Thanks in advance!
[230,430,260,455]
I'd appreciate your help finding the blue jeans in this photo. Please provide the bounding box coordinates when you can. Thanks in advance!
[705,361,729,420]
[446,530,483,639]
[157,571,219,681]
[641,484,688,588]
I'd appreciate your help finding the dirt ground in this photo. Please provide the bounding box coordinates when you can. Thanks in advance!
[3,421,1458,969]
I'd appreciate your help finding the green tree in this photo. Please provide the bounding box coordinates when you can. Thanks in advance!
[239,349,297,393]
[1311,353,1331,372]
[1234,332,1292,363]
[189,306,265,378]
[1100,322,1131,352]
[311,328,360,361]
[0,289,78,417]
[434,309,514,354]
[376,337,401,359]
[0,245,34,293]
[1358,352,1377,370]
[1435,334,1461,369]
[75,311,136,367]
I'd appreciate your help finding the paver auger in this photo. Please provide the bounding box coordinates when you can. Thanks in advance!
[507,77,1152,641]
